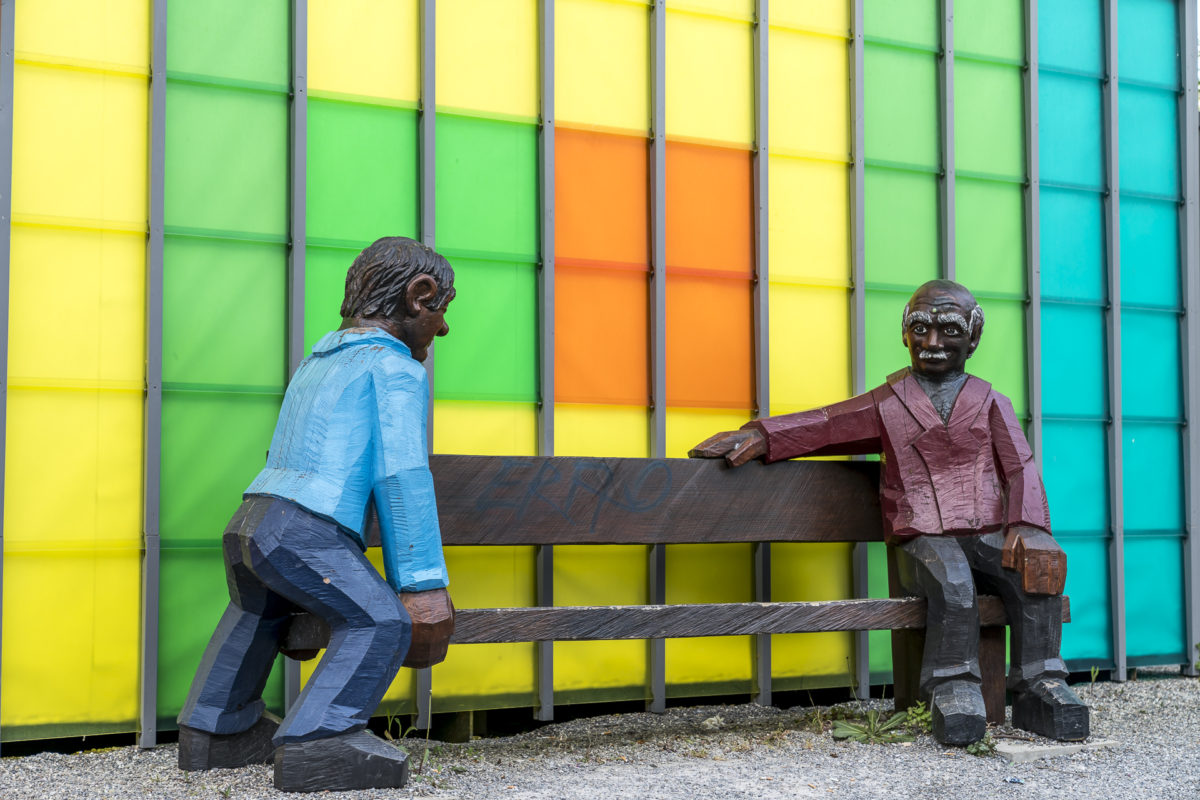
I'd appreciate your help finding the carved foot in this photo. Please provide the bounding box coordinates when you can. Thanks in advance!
[1012,678,1090,741]
[930,679,987,746]
[178,711,282,771]
[273,729,409,793]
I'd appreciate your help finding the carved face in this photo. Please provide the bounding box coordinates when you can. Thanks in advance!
[398,290,453,363]
[901,284,982,380]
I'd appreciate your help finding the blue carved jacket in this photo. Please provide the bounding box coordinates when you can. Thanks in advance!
[245,327,449,592]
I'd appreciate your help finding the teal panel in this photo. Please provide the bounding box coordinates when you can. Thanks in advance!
[1038,0,1104,75]
[166,0,289,88]
[967,298,1026,419]
[163,237,287,389]
[1119,196,1180,309]
[1123,534,1185,658]
[1120,309,1181,420]
[1038,73,1104,190]
[161,391,283,545]
[1058,536,1112,662]
[307,100,419,246]
[863,288,919,388]
[954,179,1024,296]
[304,246,355,353]
[864,168,939,287]
[436,115,539,260]
[863,46,939,169]
[165,82,288,238]
[1122,422,1183,530]
[1041,303,1106,419]
[954,60,1024,179]
[1041,420,1109,532]
[1117,0,1180,88]
[955,0,1023,61]
[863,0,939,49]
[1117,85,1179,199]
[1039,187,1105,303]
[433,257,538,402]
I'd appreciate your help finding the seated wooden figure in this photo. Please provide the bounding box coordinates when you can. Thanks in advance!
[690,279,1089,746]
[176,237,456,792]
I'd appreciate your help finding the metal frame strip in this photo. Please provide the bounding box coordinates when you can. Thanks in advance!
[534,0,556,721]
[1024,0,1042,465]
[939,0,955,281]
[139,0,167,749]
[1102,0,1126,681]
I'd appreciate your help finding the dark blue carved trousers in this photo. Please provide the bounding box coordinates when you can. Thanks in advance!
[178,495,411,746]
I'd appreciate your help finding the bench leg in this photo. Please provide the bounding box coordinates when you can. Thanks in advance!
[979,625,1007,726]
[890,628,924,712]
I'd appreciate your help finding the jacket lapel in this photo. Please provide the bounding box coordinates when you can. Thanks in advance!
[886,368,944,432]
[947,374,992,430]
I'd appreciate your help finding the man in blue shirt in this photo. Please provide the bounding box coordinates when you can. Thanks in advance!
[177,237,453,792]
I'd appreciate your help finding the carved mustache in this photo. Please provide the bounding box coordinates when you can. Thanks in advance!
[918,350,951,361]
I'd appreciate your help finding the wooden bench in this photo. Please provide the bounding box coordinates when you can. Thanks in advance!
[284,454,1069,724]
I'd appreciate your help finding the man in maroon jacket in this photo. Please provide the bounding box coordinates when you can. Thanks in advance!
[691,280,1089,746]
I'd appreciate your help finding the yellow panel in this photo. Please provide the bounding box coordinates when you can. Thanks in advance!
[432,401,538,456]
[437,0,538,119]
[768,156,850,284]
[13,65,148,227]
[665,407,753,458]
[2,550,141,727]
[773,0,851,35]
[768,283,852,413]
[770,542,855,678]
[309,0,419,103]
[769,28,849,159]
[556,0,650,132]
[665,543,754,687]
[5,389,143,547]
[17,0,149,71]
[666,0,754,20]
[666,12,753,146]
[554,404,649,457]
[9,227,145,385]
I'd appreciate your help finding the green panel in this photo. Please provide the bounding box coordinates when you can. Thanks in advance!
[165,82,288,238]
[161,391,282,545]
[157,546,285,724]
[166,0,289,88]
[955,0,1024,61]
[433,257,538,402]
[863,0,939,49]
[954,179,1024,296]
[1058,535,1113,662]
[864,288,917,388]
[436,115,539,259]
[866,541,892,676]
[864,168,940,287]
[163,237,286,389]
[968,297,1026,419]
[1124,534,1185,659]
[864,46,939,169]
[955,61,1024,179]
[307,100,419,246]
[1042,420,1109,532]
[304,246,356,353]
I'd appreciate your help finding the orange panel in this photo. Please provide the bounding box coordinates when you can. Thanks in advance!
[666,141,753,277]
[666,273,753,408]
[555,264,649,405]
[556,128,649,268]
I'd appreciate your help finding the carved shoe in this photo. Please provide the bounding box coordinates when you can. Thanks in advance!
[1012,678,1090,741]
[178,711,282,771]
[930,679,987,746]
[274,729,409,793]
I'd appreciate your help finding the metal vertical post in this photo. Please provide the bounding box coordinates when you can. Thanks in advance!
[139,0,167,749]
[534,0,556,721]
[939,0,955,281]
[1023,0,1042,465]
[282,0,309,715]
[415,0,437,727]
[1177,0,1200,678]
[648,0,667,714]
[849,0,870,701]
[1102,0,1126,681]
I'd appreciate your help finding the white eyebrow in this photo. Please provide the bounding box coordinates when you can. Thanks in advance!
[904,310,934,327]
[937,312,969,330]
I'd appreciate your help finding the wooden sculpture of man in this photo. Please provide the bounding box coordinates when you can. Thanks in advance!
[690,279,1089,746]
[176,236,455,792]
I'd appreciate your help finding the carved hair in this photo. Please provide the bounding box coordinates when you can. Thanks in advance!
[341,236,455,320]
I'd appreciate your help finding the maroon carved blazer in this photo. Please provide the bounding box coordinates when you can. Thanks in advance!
[743,368,1051,545]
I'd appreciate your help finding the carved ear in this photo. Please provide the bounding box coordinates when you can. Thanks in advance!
[404,275,439,316]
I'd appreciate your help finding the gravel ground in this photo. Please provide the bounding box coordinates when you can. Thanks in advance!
[2,667,1197,800]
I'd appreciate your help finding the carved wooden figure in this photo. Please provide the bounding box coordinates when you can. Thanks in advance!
[691,279,1089,746]
[176,237,457,792]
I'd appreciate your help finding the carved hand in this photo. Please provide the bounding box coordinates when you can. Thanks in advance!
[1001,526,1066,596]
[688,429,767,468]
